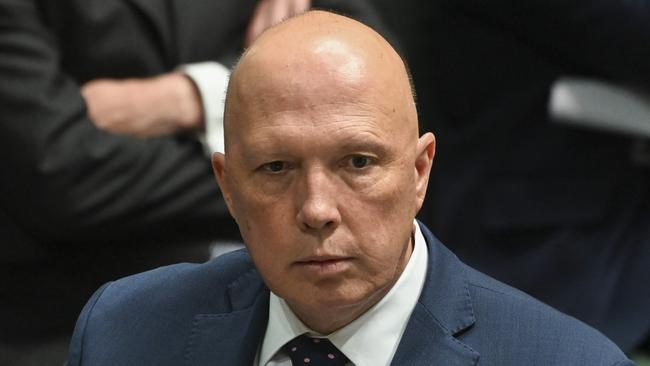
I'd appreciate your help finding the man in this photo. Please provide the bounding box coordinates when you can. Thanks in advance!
[0,1,388,364]
[67,11,632,365]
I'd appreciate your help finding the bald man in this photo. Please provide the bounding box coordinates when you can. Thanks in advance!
[66,11,632,366]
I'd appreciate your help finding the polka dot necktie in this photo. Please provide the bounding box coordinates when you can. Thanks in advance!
[283,335,350,365]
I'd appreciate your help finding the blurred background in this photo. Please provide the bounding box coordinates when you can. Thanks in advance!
[1,0,649,364]
[373,0,650,363]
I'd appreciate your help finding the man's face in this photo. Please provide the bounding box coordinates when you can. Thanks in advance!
[214,30,434,329]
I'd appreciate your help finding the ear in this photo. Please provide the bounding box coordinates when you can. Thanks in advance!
[212,152,237,221]
[414,132,436,214]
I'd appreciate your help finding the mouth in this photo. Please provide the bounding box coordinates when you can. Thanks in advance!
[293,256,353,276]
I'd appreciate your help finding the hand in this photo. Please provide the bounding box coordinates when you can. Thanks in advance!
[245,0,311,47]
[81,73,203,138]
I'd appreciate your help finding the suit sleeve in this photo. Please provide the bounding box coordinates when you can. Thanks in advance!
[439,0,650,86]
[0,0,233,245]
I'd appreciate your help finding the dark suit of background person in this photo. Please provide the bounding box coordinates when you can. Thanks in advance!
[0,0,389,361]
[372,0,650,353]
[66,223,633,366]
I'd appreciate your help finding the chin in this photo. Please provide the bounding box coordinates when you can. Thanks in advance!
[305,283,376,310]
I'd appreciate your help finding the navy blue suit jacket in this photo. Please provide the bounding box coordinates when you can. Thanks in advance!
[67,223,632,365]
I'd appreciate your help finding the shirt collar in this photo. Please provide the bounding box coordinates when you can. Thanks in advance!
[258,220,429,366]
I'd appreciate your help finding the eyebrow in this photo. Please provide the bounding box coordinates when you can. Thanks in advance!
[337,138,390,156]
[238,130,393,164]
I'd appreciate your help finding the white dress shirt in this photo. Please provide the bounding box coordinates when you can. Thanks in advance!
[179,61,229,154]
[255,220,429,366]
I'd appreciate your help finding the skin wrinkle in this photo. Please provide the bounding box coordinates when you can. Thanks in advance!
[240,75,378,115]
[238,116,394,170]
[213,10,434,334]
[245,105,381,131]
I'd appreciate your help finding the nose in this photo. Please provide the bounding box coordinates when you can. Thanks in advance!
[296,169,342,231]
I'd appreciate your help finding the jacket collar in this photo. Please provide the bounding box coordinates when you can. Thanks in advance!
[390,222,479,365]
[185,222,479,365]
[184,267,270,365]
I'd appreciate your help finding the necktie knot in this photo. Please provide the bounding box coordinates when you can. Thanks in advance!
[283,335,349,365]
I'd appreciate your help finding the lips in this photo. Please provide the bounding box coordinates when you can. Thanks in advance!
[294,255,353,276]
[296,255,350,263]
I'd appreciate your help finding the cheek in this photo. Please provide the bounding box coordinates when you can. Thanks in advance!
[351,167,416,226]
[229,185,297,275]
[231,177,294,228]
[344,169,416,267]
[235,197,293,249]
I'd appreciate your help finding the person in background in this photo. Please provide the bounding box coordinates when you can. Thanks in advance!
[0,1,388,364]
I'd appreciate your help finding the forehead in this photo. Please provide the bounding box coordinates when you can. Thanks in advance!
[225,29,416,155]
[236,48,373,108]
[230,29,408,113]
[236,99,400,158]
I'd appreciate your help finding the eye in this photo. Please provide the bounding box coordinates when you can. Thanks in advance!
[261,161,286,173]
[349,155,372,169]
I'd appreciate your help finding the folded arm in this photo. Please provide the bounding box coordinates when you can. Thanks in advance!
[0,0,233,244]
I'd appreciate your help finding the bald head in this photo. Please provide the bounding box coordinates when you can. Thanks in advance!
[212,11,435,333]
[224,10,417,151]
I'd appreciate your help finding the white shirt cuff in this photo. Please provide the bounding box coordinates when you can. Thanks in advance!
[179,61,230,154]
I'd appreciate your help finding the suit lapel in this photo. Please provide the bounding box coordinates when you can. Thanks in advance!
[184,268,270,365]
[391,222,480,365]
[391,303,478,365]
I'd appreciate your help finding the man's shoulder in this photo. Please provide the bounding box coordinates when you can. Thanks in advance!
[418,223,629,365]
[460,265,631,365]
[67,249,266,365]
[95,248,261,313]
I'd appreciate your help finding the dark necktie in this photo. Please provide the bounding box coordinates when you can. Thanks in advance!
[282,335,350,365]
